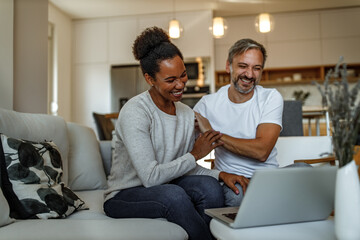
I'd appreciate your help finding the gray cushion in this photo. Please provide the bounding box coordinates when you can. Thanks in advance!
[0,218,188,240]
[0,185,14,227]
[67,122,107,191]
[99,141,112,176]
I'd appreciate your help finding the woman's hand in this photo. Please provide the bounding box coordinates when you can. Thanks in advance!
[194,111,213,133]
[190,130,223,160]
[219,172,250,195]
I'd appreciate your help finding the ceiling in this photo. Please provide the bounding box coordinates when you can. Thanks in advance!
[49,0,360,20]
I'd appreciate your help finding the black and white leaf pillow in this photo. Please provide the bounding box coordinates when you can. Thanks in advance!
[0,134,87,219]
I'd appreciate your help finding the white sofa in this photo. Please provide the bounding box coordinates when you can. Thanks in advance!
[0,108,188,240]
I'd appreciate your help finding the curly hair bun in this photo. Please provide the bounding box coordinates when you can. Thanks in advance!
[132,27,170,60]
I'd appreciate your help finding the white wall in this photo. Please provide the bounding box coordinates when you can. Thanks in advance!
[215,8,360,70]
[214,7,360,107]
[13,0,48,113]
[49,4,72,121]
[49,7,360,128]
[215,7,360,71]
[0,0,13,110]
[72,10,214,129]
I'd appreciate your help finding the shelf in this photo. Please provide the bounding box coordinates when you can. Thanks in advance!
[215,63,360,88]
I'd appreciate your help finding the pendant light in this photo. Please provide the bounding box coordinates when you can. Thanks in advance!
[169,19,181,39]
[169,0,182,39]
[210,17,227,38]
[255,13,274,33]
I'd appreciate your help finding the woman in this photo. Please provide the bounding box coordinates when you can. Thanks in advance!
[104,27,224,240]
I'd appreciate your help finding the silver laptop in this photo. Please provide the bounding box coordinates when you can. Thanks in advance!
[205,166,337,228]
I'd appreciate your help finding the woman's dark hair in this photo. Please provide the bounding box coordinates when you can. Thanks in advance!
[132,26,183,79]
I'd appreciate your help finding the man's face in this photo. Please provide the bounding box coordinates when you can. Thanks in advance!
[227,48,264,94]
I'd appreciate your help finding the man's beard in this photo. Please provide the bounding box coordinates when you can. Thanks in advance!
[232,73,257,94]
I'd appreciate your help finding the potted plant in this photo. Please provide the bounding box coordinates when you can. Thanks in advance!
[315,57,360,240]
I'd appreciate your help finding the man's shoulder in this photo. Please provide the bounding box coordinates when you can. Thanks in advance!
[256,85,282,99]
[203,85,229,101]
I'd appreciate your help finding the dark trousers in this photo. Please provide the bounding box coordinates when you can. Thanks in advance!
[104,175,224,240]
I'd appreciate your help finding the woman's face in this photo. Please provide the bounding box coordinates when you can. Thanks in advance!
[149,55,188,103]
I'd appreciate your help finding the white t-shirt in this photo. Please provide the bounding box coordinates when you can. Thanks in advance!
[194,85,283,178]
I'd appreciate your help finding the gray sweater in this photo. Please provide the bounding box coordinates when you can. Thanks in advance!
[105,91,220,200]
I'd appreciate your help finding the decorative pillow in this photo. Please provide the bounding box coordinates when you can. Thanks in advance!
[0,133,87,219]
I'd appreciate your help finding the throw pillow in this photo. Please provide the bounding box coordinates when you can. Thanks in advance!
[0,133,87,219]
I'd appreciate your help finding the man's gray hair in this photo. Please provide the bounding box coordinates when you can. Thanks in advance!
[227,38,267,67]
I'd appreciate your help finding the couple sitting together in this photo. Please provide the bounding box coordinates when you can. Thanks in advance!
[103,26,285,240]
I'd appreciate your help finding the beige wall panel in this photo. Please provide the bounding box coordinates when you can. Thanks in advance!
[320,8,360,38]
[0,0,13,110]
[72,64,110,128]
[267,12,320,41]
[321,37,360,65]
[74,20,108,64]
[14,0,48,113]
[215,44,230,71]
[108,18,138,65]
[215,15,267,46]
[267,40,322,68]
[138,14,168,33]
[174,11,213,58]
[49,4,72,121]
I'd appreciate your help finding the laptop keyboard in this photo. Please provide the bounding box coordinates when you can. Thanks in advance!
[223,213,237,220]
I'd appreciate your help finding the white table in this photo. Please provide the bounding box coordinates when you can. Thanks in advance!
[210,218,336,240]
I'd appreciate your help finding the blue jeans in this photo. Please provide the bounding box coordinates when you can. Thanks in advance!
[104,175,224,240]
[222,162,312,207]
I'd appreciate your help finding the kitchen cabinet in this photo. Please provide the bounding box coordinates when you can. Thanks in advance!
[73,20,108,64]
[215,63,360,88]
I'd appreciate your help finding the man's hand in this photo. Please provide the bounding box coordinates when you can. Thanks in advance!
[194,111,213,133]
[219,172,249,195]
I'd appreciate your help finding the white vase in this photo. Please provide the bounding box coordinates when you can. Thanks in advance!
[335,160,360,240]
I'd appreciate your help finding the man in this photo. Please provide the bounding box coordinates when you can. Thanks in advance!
[194,38,283,206]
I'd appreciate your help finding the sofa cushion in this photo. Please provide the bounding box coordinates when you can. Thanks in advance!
[68,190,108,220]
[0,108,70,185]
[0,157,14,227]
[0,188,14,227]
[0,218,189,240]
[0,134,87,219]
[67,123,107,190]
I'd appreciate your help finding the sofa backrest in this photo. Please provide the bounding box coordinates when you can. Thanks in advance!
[0,108,70,185]
[67,122,107,190]
[275,136,333,167]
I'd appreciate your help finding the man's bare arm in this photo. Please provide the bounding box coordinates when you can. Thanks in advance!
[195,111,281,162]
[219,123,281,162]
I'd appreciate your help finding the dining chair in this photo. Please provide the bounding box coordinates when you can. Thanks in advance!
[280,100,304,136]
[92,112,115,140]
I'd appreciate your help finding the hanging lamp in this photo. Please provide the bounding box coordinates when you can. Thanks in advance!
[210,17,227,38]
[168,0,182,39]
[255,13,274,33]
[169,19,181,39]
